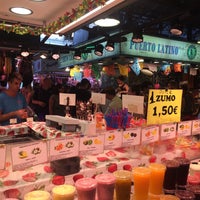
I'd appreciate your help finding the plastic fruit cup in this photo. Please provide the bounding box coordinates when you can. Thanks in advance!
[174,157,190,189]
[148,163,166,195]
[95,173,116,200]
[160,194,180,200]
[113,170,132,200]
[175,190,195,200]
[162,159,180,194]
[75,177,97,200]
[24,190,51,200]
[132,167,151,200]
[52,184,76,200]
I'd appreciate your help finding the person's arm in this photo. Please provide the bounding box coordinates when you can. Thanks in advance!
[0,109,27,123]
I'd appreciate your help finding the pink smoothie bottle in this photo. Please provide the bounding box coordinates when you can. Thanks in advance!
[75,177,97,200]
[95,173,116,200]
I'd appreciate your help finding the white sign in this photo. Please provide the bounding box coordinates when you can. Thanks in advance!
[177,120,192,137]
[122,95,144,114]
[104,130,122,150]
[91,92,106,105]
[49,137,80,161]
[59,93,76,106]
[141,126,159,144]
[0,144,6,169]
[11,141,48,171]
[160,123,177,140]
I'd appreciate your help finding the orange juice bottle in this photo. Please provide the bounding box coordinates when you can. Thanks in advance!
[132,167,151,200]
[148,163,166,195]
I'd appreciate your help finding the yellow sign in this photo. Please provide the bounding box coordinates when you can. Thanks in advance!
[147,89,183,125]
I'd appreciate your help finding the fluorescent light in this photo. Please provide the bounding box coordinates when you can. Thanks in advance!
[10,7,33,15]
[94,18,120,27]
[56,0,125,34]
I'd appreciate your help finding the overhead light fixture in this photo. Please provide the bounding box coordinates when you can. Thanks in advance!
[40,53,48,59]
[94,18,120,27]
[10,7,33,15]
[94,44,104,56]
[74,50,81,60]
[52,51,60,60]
[170,24,183,36]
[56,0,125,34]
[21,49,30,57]
[105,41,114,52]
[132,31,143,43]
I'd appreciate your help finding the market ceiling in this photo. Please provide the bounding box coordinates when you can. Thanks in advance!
[1,0,200,58]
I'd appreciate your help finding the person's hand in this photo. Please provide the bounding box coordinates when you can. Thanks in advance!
[15,109,28,119]
[38,101,46,107]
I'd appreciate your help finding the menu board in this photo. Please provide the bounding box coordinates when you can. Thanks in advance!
[147,89,182,125]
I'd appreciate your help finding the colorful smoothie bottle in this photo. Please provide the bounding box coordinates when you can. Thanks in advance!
[132,166,151,200]
[148,163,166,195]
[75,177,97,200]
[95,173,116,200]
[113,170,132,200]
[52,184,76,200]
[162,159,180,194]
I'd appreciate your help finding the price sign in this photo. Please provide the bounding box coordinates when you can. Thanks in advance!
[147,89,182,125]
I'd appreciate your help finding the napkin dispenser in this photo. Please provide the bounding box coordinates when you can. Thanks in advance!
[45,115,80,132]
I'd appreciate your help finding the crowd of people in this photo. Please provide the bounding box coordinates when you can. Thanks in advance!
[0,72,199,126]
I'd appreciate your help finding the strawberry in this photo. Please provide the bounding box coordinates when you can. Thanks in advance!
[52,175,65,185]
[83,161,97,168]
[4,188,20,198]
[123,164,132,171]
[105,150,116,157]
[0,169,9,178]
[7,130,15,136]
[73,174,84,182]
[115,147,127,153]
[22,172,39,182]
[181,152,186,158]
[43,165,53,173]
[149,155,157,163]
[3,180,18,186]
[97,157,109,162]
[118,157,129,161]
[107,163,117,173]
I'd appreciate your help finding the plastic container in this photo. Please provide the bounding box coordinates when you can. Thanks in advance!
[95,173,116,200]
[24,190,51,200]
[52,184,76,200]
[75,177,97,200]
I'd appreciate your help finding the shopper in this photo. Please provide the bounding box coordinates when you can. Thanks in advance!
[103,87,122,115]
[31,77,52,121]
[0,72,28,125]
[115,75,129,98]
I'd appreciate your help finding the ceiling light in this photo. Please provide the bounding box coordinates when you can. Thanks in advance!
[52,52,60,60]
[74,50,81,60]
[40,53,47,59]
[94,44,104,56]
[56,0,125,34]
[132,32,143,43]
[105,41,114,52]
[10,7,33,15]
[21,49,29,57]
[94,18,120,27]
[170,24,183,36]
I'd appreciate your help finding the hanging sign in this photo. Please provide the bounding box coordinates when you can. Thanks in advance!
[147,89,182,125]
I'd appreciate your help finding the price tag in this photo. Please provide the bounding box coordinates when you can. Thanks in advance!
[49,137,80,161]
[147,89,182,125]
[79,135,104,155]
[177,120,192,137]
[192,119,200,135]
[104,130,122,150]
[141,126,159,144]
[160,123,177,140]
[11,141,48,171]
[122,127,141,147]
